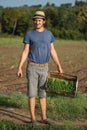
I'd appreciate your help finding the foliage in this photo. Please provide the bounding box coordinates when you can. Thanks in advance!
[0,4,87,40]
[47,77,76,94]
[1,8,29,35]
[77,6,87,39]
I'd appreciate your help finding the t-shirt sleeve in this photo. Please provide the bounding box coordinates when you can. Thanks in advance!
[23,32,30,44]
[50,32,55,43]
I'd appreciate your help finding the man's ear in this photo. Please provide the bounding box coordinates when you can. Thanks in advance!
[43,20,46,24]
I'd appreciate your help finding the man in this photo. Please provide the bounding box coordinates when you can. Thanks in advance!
[17,11,63,125]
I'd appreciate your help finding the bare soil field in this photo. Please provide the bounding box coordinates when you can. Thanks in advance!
[0,41,87,94]
[0,40,87,128]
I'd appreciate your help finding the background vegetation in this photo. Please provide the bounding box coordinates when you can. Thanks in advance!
[0,1,87,40]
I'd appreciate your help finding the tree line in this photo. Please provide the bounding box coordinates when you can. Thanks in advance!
[0,3,87,40]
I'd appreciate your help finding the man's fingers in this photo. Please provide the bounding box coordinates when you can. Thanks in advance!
[17,72,22,78]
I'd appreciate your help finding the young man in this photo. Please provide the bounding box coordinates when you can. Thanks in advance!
[17,11,63,125]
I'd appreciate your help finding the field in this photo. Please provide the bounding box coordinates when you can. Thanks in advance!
[0,37,87,129]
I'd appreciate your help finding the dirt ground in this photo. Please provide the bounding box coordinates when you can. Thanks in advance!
[0,42,87,128]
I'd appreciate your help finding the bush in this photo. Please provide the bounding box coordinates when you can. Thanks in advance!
[58,29,84,40]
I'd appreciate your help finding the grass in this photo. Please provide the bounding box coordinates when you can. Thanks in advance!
[46,92,87,120]
[55,39,87,44]
[0,120,86,130]
[0,92,87,121]
[0,37,87,47]
[0,92,87,129]
[0,93,28,108]
[0,37,23,46]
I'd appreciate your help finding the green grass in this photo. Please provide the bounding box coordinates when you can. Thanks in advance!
[0,93,87,129]
[46,92,87,120]
[0,92,87,121]
[0,37,23,46]
[55,39,87,44]
[0,93,28,108]
[0,120,85,130]
[0,37,87,47]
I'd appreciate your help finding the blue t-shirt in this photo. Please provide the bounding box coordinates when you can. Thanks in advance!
[23,29,55,64]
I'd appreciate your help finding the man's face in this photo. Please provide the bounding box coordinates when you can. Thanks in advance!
[34,18,45,29]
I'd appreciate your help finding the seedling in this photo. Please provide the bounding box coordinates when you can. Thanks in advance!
[47,72,78,97]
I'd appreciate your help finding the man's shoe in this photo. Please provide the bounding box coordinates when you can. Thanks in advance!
[29,120,38,125]
[42,118,54,125]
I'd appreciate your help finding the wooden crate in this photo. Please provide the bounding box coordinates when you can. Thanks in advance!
[47,72,78,97]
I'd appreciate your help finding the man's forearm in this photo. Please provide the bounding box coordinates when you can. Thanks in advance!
[50,48,61,67]
[18,51,28,69]
[50,43,63,73]
[18,44,29,69]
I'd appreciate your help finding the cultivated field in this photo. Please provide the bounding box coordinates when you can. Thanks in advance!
[0,37,87,129]
[1,38,87,94]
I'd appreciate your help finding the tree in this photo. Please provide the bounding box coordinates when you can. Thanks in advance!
[44,6,58,27]
[1,7,29,35]
[0,4,87,40]
[77,6,87,39]
[0,6,4,33]
[1,8,19,34]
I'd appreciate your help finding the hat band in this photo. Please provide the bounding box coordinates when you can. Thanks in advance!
[34,14,45,19]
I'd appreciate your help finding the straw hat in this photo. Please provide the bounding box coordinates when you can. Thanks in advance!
[33,11,46,20]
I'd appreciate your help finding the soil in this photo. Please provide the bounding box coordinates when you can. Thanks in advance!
[0,42,87,128]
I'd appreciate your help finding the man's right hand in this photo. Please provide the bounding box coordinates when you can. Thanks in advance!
[17,68,23,78]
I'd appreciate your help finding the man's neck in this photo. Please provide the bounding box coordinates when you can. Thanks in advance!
[36,27,45,32]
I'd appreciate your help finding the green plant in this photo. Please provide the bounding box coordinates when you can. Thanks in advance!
[47,77,76,95]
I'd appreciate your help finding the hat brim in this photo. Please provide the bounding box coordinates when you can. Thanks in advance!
[32,16,46,20]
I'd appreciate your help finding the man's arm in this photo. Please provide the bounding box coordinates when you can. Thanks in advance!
[17,43,30,77]
[50,43,63,73]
